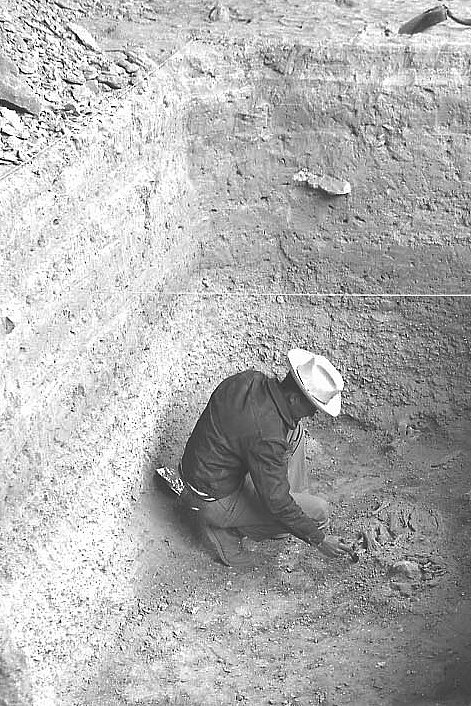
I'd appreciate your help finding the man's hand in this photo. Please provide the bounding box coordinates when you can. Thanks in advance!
[317,535,352,559]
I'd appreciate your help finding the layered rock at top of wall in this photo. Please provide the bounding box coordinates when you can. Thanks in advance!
[0,0,161,171]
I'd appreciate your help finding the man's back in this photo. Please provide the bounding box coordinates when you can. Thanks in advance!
[181,370,294,499]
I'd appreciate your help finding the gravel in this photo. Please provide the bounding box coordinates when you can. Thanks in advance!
[0,0,157,175]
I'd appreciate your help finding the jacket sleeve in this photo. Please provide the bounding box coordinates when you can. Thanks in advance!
[245,436,325,545]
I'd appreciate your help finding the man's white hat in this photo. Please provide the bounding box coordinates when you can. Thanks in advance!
[287,349,344,417]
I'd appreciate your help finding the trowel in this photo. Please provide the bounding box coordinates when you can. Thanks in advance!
[155,466,185,496]
[155,466,204,511]
[398,4,471,34]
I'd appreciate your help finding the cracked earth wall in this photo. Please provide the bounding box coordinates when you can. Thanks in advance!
[1,38,470,704]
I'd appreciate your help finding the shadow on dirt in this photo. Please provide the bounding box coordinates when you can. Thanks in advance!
[432,663,471,705]
[141,398,202,551]
[394,662,471,706]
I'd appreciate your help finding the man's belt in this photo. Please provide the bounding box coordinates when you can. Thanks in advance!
[185,480,217,502]
[178,462,217,502]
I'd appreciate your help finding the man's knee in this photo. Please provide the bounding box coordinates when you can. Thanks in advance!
[293,492,330,525]
[314,496,330,527]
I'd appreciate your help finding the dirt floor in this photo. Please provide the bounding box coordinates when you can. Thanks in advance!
[2,2,471,705]
[70,410,471,706]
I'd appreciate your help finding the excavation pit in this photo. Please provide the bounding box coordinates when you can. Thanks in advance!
[1,5,471,705]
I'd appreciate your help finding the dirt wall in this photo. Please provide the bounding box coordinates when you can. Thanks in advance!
[189,38,471,291]
[184,37,471,427]
[0,58,202,704]
[156,295,470,479]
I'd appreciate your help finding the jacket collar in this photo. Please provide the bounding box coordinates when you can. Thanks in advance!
[267,378,297,430]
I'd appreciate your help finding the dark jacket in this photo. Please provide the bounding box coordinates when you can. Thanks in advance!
[181,370,325,545]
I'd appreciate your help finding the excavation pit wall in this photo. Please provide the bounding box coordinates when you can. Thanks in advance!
[1,37,470,705]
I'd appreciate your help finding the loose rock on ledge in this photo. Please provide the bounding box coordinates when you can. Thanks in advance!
[0,0,160,173]
[389,560,421,582]
[67,22,100,51]
[0,53,42,114]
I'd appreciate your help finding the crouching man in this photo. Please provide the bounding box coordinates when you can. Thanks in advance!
[179,348,352,567]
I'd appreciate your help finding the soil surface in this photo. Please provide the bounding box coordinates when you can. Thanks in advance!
[77,414,471,706]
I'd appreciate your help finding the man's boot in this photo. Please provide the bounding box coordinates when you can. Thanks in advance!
[201,524,257,568]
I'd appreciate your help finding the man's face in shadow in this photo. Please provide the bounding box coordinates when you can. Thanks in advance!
[288,391,320,422]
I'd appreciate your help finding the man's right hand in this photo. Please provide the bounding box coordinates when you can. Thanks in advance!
[317,535,352,559]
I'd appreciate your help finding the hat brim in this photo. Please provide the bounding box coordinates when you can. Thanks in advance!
[287,349,342,418]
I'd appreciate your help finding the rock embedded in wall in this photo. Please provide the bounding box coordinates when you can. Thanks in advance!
[208,4,230,23]
[3,316,15,334]
[293,169,352,196]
